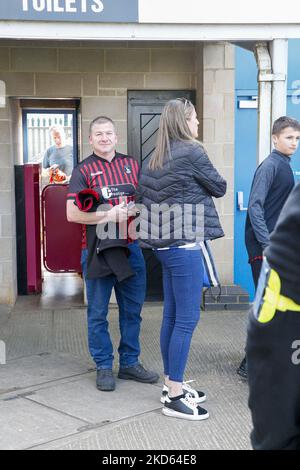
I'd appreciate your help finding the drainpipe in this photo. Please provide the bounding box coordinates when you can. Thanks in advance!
[270,39,288,124]
[255,40,288,164]
[255,42,272,164]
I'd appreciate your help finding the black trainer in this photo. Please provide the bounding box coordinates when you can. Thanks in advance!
[237,356,248,380]
[96,369,116,391]
[162,393,209,421]
[118,363,159,384]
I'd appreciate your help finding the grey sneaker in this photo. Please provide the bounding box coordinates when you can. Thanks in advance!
[118,363,159,383]
[96,369,115,391]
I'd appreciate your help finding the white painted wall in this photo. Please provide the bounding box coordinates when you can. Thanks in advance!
[139,0,300,24]
[1,22,300,42]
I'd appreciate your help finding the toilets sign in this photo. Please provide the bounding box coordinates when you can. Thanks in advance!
[0,0,139,22]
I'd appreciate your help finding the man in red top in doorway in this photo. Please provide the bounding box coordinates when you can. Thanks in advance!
[66,116,159,392]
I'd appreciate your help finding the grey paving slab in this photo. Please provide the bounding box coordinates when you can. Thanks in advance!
[0,305,11,327]
[25,377,163,425]
[0,302,252,450]
[0,397,86,450]
[1,310,54,360]
[0,352,93,394]
[40,273,84,309]
[52,309,92,363]
[13,273,84,311]
[139,308,248,381]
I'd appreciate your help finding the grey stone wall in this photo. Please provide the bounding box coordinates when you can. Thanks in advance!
[202,43,235,283]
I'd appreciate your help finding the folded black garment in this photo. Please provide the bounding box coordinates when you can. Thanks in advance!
[75,188,100,212]
[86,226,135,282]
[102,247,135,282]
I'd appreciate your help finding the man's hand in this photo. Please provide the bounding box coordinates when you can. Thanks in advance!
[107,202,130,223]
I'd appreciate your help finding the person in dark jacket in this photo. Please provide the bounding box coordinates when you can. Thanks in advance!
[138,98,226,421]
[247,181,300,450]
[237,116,300,379]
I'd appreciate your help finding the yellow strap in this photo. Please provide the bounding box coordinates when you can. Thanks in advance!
[277,295,300,312]
[258,268,300,323]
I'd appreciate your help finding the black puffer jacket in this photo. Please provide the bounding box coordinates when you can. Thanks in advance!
[137,140,226,249]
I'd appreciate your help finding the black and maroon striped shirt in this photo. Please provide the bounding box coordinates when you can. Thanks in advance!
[67,152,140,249]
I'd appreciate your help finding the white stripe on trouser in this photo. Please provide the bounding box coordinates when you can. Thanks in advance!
[200,241,218,287]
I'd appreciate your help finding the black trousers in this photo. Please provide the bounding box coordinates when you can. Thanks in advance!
[247,305,300,450]
[240,259,263,364]
[250,258,263,290]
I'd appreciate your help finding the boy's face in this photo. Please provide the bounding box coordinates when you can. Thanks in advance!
[272,126,300,157]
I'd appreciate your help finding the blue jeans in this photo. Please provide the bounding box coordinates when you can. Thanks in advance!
[154,247,204,382]
[81,242,146,370]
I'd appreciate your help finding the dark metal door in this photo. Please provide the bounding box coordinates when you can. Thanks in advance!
[128,90,196,300]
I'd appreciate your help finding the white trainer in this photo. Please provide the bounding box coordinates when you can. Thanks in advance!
[162,393,209,421]
[160,380,206,404]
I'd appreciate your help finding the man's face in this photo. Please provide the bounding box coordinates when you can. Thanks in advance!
[89,122,117,159]
[273,127,300,157]
[51,130,65,148]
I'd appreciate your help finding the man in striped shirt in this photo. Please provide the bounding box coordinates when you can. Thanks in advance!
[66,116,159,392]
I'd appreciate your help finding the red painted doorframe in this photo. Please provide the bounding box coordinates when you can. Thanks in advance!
[24,164,42,293]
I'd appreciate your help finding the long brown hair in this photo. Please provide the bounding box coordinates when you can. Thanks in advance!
[149,98,200,171]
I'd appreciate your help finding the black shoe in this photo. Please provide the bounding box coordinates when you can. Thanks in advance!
[96,369,116,391]
[237,357,248,380]
[118,363,159,384]
[162,393,209,421]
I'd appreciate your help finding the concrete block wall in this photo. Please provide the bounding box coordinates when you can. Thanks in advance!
[0,101,17,305]
[0,40,198,159]
[202,43,235,283]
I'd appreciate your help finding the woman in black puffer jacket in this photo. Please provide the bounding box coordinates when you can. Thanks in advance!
[138,98,226,421]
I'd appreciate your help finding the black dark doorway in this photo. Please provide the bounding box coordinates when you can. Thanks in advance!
[127,90,196,300]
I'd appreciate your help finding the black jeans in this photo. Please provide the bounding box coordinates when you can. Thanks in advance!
[250,258,263,290]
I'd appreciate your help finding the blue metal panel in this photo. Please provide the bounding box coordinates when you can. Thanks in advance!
[234,95,257,301]
[287,96,300,183]
[235,46,258,91]
[234,46,258,300]
[287,40,300,90]
[0,0,139,23]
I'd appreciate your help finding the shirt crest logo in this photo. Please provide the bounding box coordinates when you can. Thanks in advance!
[124,165,132,174]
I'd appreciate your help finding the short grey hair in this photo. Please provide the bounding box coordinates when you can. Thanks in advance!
[49,125,65,136]
[89,116,116,135]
